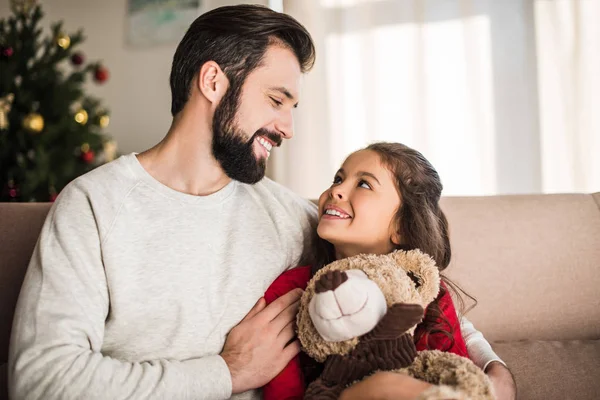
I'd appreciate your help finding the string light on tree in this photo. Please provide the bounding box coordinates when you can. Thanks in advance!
[0,93,15,130]
[22,112,44,133]
[74,109,88,125]
[98,114,109,128]
[56,32,70,49]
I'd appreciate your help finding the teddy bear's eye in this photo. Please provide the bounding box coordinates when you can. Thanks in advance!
[407,271,421,288]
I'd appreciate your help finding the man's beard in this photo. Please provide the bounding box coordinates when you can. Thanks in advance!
[212,85,282,184]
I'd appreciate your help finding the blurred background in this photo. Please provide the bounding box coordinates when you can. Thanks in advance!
[1,0,598,201]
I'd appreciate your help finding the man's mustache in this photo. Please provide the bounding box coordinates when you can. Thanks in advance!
[253,129,282,147]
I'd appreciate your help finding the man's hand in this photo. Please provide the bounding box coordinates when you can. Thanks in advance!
[486,361,516,400]
[220,289,303,394]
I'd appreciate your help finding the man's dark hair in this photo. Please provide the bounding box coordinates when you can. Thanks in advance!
[169,4,316,116]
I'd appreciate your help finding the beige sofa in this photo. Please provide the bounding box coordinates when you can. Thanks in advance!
[1,193,599,399]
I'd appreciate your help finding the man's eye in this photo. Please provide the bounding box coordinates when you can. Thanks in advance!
[358,180,371,189]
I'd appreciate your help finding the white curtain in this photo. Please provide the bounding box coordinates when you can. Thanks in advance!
[534,0,600,193]
[267,0,599,199]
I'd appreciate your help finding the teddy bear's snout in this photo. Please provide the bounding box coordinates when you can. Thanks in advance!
[315,270,348,293]
[308,269,388,342]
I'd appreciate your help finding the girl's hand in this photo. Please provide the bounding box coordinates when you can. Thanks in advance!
[486,361,517,400]
[339,371,432,400]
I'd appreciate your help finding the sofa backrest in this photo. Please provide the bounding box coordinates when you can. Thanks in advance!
[441,193,600,342]
[0,202,52,399]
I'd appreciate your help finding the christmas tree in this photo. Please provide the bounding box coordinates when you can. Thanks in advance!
[0,0,116,202]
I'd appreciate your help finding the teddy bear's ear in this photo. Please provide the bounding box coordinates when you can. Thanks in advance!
[389,249,440,305]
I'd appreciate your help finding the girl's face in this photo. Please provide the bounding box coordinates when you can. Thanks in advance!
[317,149,402,259]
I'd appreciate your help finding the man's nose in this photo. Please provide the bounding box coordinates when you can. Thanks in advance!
[275,109,294,139]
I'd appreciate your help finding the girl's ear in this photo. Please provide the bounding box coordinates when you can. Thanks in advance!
[391,230,402,246]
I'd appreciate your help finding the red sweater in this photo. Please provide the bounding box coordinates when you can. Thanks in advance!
[262,265,468,400]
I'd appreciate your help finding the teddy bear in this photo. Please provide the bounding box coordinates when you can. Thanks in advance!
[296,249,495,400]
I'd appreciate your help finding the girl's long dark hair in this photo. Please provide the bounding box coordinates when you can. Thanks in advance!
[312,142,476,349]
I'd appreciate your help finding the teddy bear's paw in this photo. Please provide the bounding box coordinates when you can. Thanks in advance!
[408,351,496,400]
[309,269,388,342]
[305,377,345,400]
[415,384,468,400]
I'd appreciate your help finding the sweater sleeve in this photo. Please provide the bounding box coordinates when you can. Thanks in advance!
[263,266,312,400]
[8,183,232,400]
[460,317,506,371]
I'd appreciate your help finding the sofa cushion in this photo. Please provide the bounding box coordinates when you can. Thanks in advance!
[0,203,52,367]
[441,193,600,342]
[493,339,600,400]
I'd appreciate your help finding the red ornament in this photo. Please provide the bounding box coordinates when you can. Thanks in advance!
[2,46,13,57]
[81,149,95,163]
[94,66,109,83]
[71,52,85,66]
[9,188,18,198]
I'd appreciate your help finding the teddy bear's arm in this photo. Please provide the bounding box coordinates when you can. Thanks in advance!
[362,303,424,341]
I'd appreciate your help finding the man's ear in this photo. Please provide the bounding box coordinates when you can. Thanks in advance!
[197,61,228,104]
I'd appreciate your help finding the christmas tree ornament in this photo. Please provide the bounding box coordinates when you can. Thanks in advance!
[81,143,90,153]
[1,46,14,57]
[49,186,58,202]
[98,114,110,128]
[81,149,95,164]
[103,140,117,162]
[0,93,15,130]
[14,75,22,87]
[6,180,19,198]
[22,112,44,133]
[71,52,84,66]
[74,109,89,125]
[94,66,109,83]
[56,32,71,49]
[10,0,36,14]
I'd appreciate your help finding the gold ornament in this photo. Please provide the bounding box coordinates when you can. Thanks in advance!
[0,93,14,130]
[103,140,117,162]
[98,114,110,128]
[10,0,36,14]
[56,33,71,50]
[22,112,44,133]
[74,109,88,125]
[81,143,90,153]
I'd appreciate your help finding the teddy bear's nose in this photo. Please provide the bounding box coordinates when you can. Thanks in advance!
[315,270,348,293]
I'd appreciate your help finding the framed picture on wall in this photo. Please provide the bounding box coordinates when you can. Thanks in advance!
[127,0,201,47]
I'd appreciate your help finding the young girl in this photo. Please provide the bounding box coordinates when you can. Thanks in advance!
[263,142,471,399]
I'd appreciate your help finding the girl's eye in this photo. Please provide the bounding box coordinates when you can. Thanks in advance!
[358,180,371,189]
[332,175,342,185]
[270,97,283,107]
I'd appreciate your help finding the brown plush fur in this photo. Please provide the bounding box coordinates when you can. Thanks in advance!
[297,249,495,399]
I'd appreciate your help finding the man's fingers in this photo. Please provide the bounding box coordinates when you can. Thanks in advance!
[257,288,303,323]
[241,297,266,322]
[281,339,301,364]
[276,319,297,347]
[272,298,300,333]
